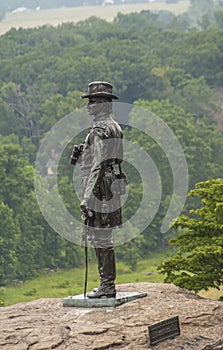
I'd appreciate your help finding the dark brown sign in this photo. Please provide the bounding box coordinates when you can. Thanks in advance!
[148,316,180,346]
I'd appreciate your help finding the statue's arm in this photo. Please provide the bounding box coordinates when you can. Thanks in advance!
[82,129,106,205]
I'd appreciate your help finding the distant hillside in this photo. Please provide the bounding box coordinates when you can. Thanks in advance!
[0,0,185,13]
[0,1,189,35]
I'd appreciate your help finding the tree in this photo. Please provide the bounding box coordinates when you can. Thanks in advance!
[158,178,223,292]
[132,99,223,187]
[0,140,84,283]
[214,10,223,29]
[0,202,19,285]
[124,99,223,252]
[0,82,42,144]
[39,91,86,131]
[188,0,215,27]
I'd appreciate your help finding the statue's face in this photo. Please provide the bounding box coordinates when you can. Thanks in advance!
[87,97,111,116]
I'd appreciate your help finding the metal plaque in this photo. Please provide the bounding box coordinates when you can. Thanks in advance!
[148,316,180,346]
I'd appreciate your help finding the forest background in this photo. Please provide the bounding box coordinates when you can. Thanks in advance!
[0,0,223,297]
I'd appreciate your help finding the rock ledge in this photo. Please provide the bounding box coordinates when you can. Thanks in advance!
[0,282,222,350]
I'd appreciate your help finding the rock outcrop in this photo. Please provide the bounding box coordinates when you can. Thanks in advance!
[0,283,222,350]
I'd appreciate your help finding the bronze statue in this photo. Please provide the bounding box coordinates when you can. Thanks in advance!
[71,81,125,298]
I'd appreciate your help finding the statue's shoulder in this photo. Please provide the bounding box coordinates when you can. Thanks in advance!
[92,116,122,139]
[93,120,107,130]
[92,120,109,138]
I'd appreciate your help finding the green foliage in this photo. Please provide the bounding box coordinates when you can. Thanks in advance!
[125,99,223,252]
[0,287,5,306]
[116,236,146,271]
[0,140,84,285]
[0,202,19,285]
[0,10,223,285]
[23,288,37,297]
[188,0,215,27]
[187,0,223,29]
[158,179,223,292]
[3,252,165,306]
[133,99,223,184]
[214,10,223,29]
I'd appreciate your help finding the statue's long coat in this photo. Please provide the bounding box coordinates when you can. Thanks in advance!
[80,114,123,229]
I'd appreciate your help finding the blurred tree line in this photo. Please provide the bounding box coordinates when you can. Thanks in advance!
[0,8,223,285]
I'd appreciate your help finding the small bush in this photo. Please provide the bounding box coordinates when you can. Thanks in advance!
[53,280,70,289]
[0,288,5,306]
[23,288,37,296]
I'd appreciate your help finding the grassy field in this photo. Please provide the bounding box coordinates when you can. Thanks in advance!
[1,252,166,306]
[199,287,223,301]
[0,251,222,306]
[0,1,190,35]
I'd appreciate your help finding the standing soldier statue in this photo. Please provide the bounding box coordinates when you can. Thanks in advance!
[70,81,126,298]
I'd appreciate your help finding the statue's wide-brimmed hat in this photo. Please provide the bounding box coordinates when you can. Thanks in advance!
[81,81,118,100]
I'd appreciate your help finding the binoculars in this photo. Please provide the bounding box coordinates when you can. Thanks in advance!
[70,143,84,165]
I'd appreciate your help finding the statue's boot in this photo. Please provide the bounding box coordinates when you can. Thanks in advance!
[92,247,104,292]
[87,247,116,298]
